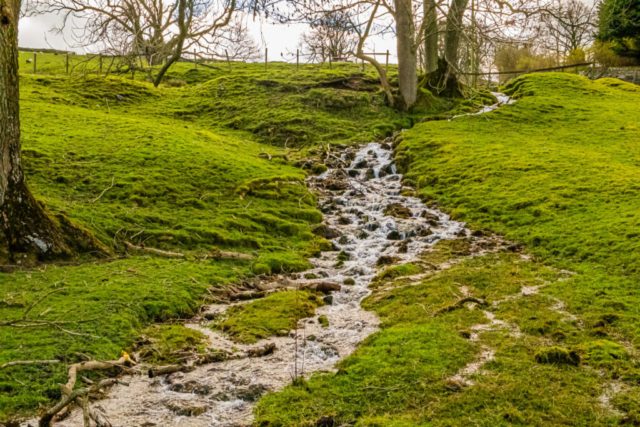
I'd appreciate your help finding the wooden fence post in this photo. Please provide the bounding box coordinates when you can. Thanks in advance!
[225,49,232,72]
[265,48,268,71]
[33,52,37,74]
[591,62,595,80]
[99,54,103,75]
[66,54,69,74]
[386,50,389,73]
[296,49,299,71]
[194,50,197,69]
[362,56,365,72]
[329,54,332,69]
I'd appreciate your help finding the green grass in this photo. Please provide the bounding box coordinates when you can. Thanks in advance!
[397,73,640,344]
[254,74,640,425]
[20,52,431,147]
[5,53,455,421]
[256,252,636,426]
[214,290,324,344]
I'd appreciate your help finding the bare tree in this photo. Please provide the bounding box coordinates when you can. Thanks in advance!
[0,0,105,262]
[34,0,238,86]
[540,0,595,60]
[299,11,358,62]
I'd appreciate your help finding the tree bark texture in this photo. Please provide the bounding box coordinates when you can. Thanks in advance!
[424,0,439,74]
[0,0,106,262]
[394,0,418,108]
[444,0,470,68]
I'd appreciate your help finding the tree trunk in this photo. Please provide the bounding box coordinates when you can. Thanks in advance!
[444,0,469,68]
[357,52,395,106]
[0,0,105,262]
[424,0,439,74]
[394,0,418,109]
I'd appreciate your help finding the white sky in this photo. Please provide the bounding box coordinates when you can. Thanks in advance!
[18,13,400,62]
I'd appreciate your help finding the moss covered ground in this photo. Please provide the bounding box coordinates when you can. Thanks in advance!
[214,290,324,344]
[399,73,640,344]
[2,53,453,421]
[253,74,640,425]
[10,52,638,425]
[257,252,637,426]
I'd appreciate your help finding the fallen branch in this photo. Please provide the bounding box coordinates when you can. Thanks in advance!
[0,288,98,336]
[125,242,252,261]
[92,176,115,203]
[41,378,129,427]
[1,359,60,369]
[258,151,288,161]
[124,242,184,258]
[148,364,194,378]
[230,290,266,301]
[214,250,252,260]
[299,193,309,208]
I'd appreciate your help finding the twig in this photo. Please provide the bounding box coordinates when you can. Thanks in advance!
[299,193,309,208]
[1,359,60,369]
[92,176,115,203]
[259,147,272,161]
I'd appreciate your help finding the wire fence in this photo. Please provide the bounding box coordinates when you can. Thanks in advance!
[19,49,640,87]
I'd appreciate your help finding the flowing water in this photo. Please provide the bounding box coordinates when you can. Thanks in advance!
[28,95,513,427]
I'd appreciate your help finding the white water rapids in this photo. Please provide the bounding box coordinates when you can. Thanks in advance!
[25,95,513,427]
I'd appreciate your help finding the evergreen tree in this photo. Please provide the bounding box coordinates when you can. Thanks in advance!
[596,0,640,60]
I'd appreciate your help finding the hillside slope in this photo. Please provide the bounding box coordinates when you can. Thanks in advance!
[254,74,640,426]
[2,58,436,420]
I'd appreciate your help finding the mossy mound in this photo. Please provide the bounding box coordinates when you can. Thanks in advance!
[534,347,580,366]
[214,291,324,344]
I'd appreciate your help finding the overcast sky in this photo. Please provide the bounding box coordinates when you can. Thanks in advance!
[18,12,400,63]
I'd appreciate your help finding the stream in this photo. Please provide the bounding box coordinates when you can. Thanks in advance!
[31,94,512,427]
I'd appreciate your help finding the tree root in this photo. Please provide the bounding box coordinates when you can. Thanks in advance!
[40,355,133,427]
[434,297,486,316]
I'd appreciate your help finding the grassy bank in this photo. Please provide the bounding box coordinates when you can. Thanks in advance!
[257,251,633,426]
[253,74,640,425]
[398,73,640,343]
[2,55,436,420]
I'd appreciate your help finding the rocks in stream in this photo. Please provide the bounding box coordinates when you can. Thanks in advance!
[384,203,412,219]
[386,231,402,240]
[169,380,211,395]
[302,282,341,293]
[381,163,395,175]
[364,222,380,231]
[311,224,341,239]
[323,179,347,191]
[398,238,411,253]
[364,168,376,180]
[420,210,440,226]
[376,256,400,267]
[338,216,352,225]
[353,159,368,169]
[164,400,209,417]
[247,342,276,358]
[213,384,269,403]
